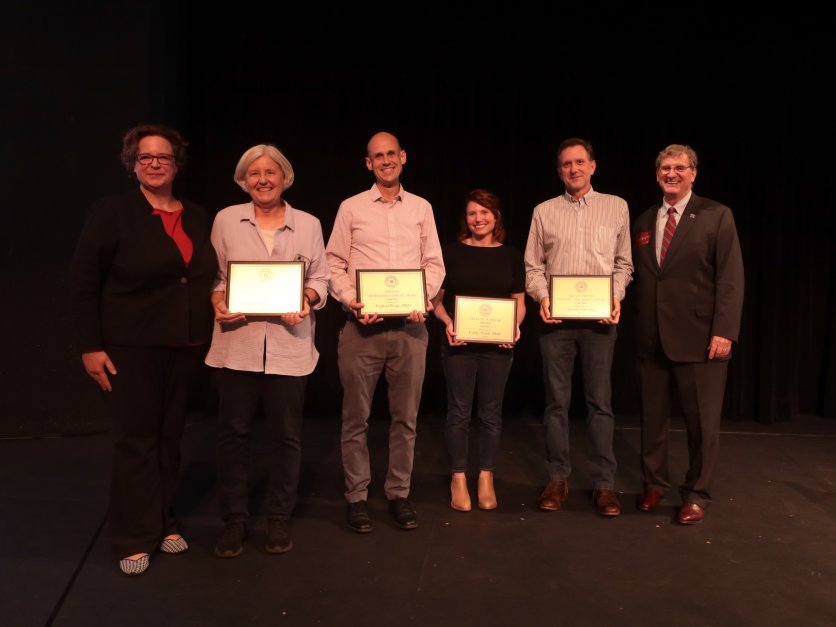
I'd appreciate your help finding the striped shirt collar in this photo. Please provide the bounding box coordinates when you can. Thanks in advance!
[562,187,598,206]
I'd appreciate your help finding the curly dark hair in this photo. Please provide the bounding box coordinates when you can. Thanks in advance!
[120,124,188,174]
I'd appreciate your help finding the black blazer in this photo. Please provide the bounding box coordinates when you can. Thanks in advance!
[631,193,744,362]
[70,189,217,351]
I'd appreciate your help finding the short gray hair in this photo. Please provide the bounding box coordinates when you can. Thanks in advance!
[233,144,295,192]
[655,144,698,169]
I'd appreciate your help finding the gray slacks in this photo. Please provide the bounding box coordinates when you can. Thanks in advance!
[337,321,428,502]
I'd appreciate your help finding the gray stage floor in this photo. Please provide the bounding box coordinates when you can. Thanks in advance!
[2,414,835,627]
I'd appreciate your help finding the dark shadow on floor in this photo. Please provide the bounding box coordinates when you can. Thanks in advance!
[2,414,835,627]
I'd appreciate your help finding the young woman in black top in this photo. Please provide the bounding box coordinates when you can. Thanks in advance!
[431,190,526,510]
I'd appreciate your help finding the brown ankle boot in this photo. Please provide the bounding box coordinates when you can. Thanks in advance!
[450,473,472,511]
[478,472,497,510]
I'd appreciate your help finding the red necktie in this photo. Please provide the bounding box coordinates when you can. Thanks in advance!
[659,207,677,265]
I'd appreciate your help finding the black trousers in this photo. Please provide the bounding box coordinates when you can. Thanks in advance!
[215,368,307,523]
[639,346,729,508]
[104,344,205,557]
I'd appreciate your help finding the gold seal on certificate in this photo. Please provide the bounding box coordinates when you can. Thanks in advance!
[549,275,613,320]
[226,261,304,315]
[355,269,427,317]
[454,296,517,344]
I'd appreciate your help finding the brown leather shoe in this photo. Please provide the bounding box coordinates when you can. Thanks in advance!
[592,489,621,517]
[538,480,568,511]
[637,489,664,512]
[677,502,705,525]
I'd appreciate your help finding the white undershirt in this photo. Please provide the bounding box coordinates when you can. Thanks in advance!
[260,228,276,253]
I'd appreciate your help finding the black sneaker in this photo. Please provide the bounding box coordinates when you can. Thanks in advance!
[215,522,247,558]
[266,519,293,553]
[389,497,418,530]
[346,500,373,533]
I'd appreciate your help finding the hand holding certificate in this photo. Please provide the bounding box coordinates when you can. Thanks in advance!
[453,296,517,344]
[226,261,305,316]
[355,270,428,318]
[549,275,613,320]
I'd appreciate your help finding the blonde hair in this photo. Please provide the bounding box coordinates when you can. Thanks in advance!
[233,144,295,192]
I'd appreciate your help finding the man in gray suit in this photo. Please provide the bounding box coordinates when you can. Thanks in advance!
[631,144,744,524]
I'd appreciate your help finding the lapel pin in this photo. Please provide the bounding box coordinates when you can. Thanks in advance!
[689,213,696,219]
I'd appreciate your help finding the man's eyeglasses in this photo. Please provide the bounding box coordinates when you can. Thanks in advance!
[658,165,693,174]
[136,153,175,166]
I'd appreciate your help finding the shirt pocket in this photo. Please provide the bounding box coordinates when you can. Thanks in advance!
[294,253,311,275]
[594,226,615,254]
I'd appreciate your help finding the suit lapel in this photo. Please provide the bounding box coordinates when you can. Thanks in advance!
[646,206,663,273]
[135,190,187,267]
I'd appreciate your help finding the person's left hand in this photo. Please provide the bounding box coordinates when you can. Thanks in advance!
[708,335,733,360]
[280,298,311,326]
[406,300,432,324]
[598,299,621,325]
[498,326,521,349]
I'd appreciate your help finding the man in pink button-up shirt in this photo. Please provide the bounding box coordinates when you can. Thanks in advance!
[326,131,444,533]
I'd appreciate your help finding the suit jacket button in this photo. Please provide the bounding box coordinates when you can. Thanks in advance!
[180,277,188,284]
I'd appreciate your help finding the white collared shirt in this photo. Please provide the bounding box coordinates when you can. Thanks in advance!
[654,191,692,263]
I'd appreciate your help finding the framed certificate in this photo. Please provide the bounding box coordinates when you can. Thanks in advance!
[549,275,613,320]
[454,296,517,344]
[355,269,427,317]
[226,261,304,315]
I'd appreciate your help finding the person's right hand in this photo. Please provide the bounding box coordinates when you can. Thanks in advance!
[445,320,467,347]
[214,299,246,324]
[539,297,562,324]
[350,299,383,325]
[82,351,117,392]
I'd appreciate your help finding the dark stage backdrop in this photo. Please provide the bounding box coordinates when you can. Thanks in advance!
[4,4,834,436]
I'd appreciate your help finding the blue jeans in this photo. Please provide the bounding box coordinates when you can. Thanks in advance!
[539,324,617,489]
[441,345,514,473]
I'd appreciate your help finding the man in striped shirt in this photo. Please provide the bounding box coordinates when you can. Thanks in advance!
[524,137,633,517]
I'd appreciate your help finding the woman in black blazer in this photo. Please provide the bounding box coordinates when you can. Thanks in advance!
[70,124,216,575]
